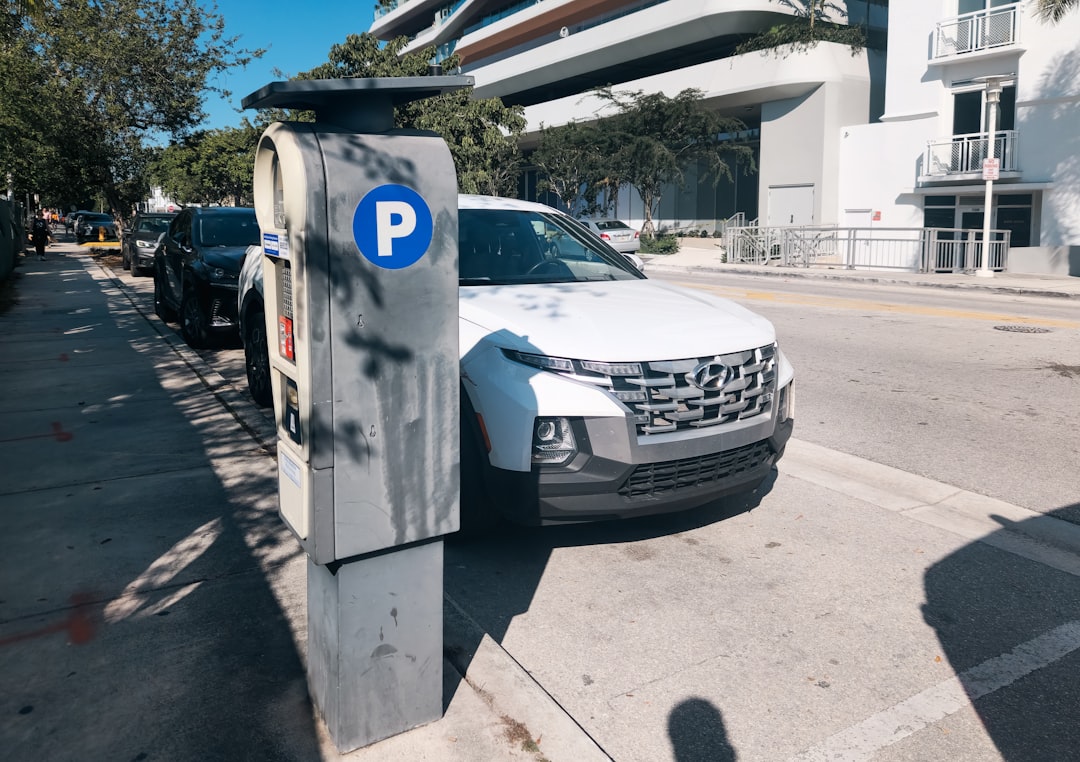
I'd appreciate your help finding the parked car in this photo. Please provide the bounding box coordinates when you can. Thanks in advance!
[75,212,117,243]
[579,218,641,254]
[239,195,794,528]
[122,212,176,276]
[154,206,259,348]
[65,210,93,234]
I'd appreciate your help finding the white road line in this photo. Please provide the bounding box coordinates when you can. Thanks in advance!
[790,620,1080,761]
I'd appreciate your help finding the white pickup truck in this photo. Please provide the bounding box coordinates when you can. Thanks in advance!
[239,195,793,527]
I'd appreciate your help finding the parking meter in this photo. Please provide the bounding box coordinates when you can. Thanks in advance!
[244,77,468,751]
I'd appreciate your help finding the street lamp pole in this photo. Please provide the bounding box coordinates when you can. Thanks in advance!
[976,76,1005,278]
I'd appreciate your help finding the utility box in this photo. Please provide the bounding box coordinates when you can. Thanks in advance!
[244,77,468,752]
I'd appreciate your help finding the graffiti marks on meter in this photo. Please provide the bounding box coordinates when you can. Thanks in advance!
[353,185,433,270]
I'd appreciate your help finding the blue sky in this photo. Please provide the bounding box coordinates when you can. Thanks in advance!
[202,0,375,131]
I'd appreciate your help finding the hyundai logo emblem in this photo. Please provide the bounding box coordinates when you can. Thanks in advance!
[687,361,732,391]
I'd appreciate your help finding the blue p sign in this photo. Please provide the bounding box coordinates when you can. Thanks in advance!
[352,184,433,270]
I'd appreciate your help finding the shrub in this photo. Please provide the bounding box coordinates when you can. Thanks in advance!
[641,234,680,254]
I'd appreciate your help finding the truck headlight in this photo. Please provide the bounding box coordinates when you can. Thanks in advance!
[531,417,576,464]
[778,383,794,423]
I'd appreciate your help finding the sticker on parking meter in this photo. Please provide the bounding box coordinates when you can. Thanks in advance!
[263,231,289,259]
[352,184,433,270]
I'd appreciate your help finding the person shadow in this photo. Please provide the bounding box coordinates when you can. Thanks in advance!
[668,697,738,761]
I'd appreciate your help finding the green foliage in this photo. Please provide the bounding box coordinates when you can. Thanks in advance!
[639,234,679,254]
[589,87,754,237]
[734,1,871,57]
[151,121,261,206]
[1,0,261,219]
[734,21,867,56]
[295,34,525,196]
[531,121,609,214]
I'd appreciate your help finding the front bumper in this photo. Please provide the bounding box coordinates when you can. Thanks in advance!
[133,251,156,269]
[490,405,794,525]
[204,283,240,332]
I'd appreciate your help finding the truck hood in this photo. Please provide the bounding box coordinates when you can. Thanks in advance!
[459,279,776,361]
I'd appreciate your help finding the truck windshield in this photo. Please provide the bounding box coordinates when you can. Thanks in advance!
[458,209,644,285]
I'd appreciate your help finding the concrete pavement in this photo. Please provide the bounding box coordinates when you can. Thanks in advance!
[2,234,1077,760]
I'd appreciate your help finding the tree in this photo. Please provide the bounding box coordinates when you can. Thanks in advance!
[531,121,608,213]
[1035,0,1078,22]
[591,87,754,237]
[734,0,876,56]
[293,34,525,196]
[1,0,260,218]
[151,121,261,206]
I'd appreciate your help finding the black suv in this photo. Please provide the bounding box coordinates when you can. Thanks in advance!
[122,212,176,276]
[153,206,259,348]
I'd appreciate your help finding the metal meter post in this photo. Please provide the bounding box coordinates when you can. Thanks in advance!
[243,77,469,752]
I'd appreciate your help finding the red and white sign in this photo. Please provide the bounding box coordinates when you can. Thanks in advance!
[872,210,881,222]
[279,316,295,362]
[982,157,1000,181]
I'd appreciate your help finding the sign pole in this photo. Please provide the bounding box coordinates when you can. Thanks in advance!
[977,77,1004,278]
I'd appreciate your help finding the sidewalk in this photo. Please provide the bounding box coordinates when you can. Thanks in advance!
[643,239,1080,300]
[0,240,606,762]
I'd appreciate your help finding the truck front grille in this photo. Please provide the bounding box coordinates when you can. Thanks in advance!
[619,441,772,500]
[562,344,777,436]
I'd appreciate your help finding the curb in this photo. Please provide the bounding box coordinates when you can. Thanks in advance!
[642,259,1080,300]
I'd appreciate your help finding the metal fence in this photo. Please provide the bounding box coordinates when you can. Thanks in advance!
[933,4,1018,58]
[724,225,1010,273]
[925,130,1017,177]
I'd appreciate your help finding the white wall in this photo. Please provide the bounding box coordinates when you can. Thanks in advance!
[760,71,873,227]
[839,0,1080,268]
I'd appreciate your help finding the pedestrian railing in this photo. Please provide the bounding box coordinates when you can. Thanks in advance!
[724,225,1010,273]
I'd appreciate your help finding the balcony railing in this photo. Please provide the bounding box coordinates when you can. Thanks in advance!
[924,130,1018,178]
[933,4,1019,58]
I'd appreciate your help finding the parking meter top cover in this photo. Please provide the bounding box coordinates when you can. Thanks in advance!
[242,77,474,132]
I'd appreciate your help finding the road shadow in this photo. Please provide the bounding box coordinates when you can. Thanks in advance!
[0,255,319,760]
[923,504,1080,760]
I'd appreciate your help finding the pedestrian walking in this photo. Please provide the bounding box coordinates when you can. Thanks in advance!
[30,210,53,260]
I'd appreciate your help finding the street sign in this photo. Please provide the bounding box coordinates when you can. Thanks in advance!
[982,157,1000,181]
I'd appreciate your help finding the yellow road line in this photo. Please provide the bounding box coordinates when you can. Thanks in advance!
[674,282,1080,329]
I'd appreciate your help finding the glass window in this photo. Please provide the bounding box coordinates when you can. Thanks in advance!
[458,208,643,285]
[198,212,260,247]
[925,196,956,207]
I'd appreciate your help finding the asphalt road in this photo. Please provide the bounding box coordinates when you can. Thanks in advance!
[659,273,1080,524]
[110,257,1080,761]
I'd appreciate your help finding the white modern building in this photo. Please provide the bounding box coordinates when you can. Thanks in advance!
[371,0,887,229]
[839,0,1079,275]
[370,0,1079,275]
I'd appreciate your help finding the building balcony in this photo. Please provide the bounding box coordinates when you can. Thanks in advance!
[931,4,1021,61]
[921,130,1019,183]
